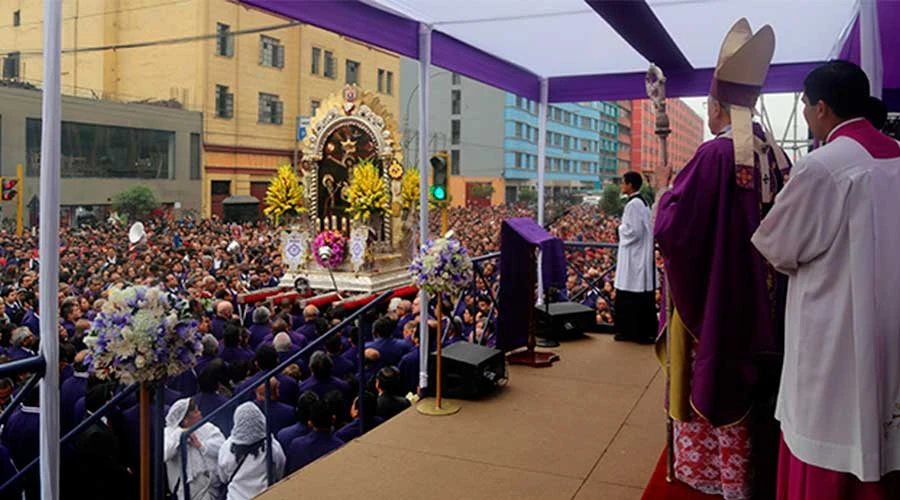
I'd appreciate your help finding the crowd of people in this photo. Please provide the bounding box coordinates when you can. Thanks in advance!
[0,200,629,499]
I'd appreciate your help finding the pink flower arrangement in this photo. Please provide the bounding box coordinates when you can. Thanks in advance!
[312,230,347,269]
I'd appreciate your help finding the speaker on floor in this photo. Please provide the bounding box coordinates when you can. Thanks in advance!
[534,301,595,340]
[425,342,506,400]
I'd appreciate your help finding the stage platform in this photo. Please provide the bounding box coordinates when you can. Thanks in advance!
[259,334,664,500]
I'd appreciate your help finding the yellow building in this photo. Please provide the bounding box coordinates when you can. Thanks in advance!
[0,0,400,217]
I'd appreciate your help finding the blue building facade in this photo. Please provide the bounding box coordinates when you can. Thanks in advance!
[502,94,619,201]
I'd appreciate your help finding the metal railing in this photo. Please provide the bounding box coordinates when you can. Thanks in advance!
[179,289,394,499]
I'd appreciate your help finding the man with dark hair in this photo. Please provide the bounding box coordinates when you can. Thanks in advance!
[365,317,411,368]
[375,366,410,420]
[335,391,382,442]
[753,60,900,499]
[324,334,354,379]
[614,171,656,344]
[284,399,343,474]
[298,351,350,400]
[276,391,319,451]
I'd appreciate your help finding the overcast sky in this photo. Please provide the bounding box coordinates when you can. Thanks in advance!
[682,93,809,157]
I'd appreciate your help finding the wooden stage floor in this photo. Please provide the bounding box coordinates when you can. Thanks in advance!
[259,334,665,500]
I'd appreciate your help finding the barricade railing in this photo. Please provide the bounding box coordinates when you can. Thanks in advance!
[179,289,394,499]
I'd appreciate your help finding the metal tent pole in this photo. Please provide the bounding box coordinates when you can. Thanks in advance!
[417,23,432,393]
[536,78,548,227]
[39,1,63,499]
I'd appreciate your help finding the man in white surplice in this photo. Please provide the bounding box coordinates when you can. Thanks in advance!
[752,60,900,497]
[613,171,656,344]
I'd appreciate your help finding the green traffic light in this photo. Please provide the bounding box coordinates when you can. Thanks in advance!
[431,185,447,201]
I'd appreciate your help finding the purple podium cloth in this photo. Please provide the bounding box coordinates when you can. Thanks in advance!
[496,218,566,352]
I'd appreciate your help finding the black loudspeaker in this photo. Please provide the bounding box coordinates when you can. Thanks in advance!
[426,342,506,399]
[534,302,595,339]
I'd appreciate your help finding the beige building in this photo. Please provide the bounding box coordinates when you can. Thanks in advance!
[0,0,400,217]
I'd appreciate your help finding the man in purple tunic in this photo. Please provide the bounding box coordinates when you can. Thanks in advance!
[654,18,789,499]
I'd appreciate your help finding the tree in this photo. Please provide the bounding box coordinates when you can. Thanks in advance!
[600,183,624,217]
[112,185,159,220]
[517,188,537,206]
[639,183,656,206]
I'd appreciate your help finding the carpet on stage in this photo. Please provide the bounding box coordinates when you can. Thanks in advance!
[641,447,721,500]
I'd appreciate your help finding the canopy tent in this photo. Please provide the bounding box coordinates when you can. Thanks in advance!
[31,2,897,497]
[238,0,897,108]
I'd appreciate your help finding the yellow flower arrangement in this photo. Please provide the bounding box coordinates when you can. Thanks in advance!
[263,165,306,226]
[400,167,420,210]
[346,159,389,222]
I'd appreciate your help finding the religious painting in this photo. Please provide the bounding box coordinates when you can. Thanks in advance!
[317,122,382,233]
[300,85,404,243]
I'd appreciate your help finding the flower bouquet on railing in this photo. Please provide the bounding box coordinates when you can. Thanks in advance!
[84,285,202,385]
[409,232,474,295]
[408,232,473,415]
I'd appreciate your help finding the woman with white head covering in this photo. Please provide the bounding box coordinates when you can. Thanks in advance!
[163,397,225,500]
[217,402,285,500]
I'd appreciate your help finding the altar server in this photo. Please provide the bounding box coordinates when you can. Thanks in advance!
[613,171,656,344]
[753,60,900,500]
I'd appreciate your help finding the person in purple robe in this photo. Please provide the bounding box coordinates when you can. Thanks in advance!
[194,334,220,376]
[251,378,295,434]
[1,387,40,499]
[193,360,233,436]
[276,391,318,451]
[297,351,351,401]
[335,391,383,443]
[219,324,254,368]
[365,318,412,369]
[59,301,80,340]
[247,307,272,350]
[653,18,789,499]
[397,324,421,396]
[0,443,22,499]
[262,318,308,351]
[324,335,353,380]
[393,300,414,338]
[211,301,233,340]
[374,366,410,420]
[6,328,36,361]
[284,399,344,475]
[17,291,38,337]
[59,351,90,433]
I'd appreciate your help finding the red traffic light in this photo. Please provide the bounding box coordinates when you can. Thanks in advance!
[1,179,17,201]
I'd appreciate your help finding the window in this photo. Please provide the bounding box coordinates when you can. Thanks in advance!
[386,71,393,95]
[215,85,233,119]
[26,119,175,178]
[451,149,460,175]
[258,93,284,125]
[452,73,461,85]
[310,99,321,116]
[211,181,231,196]
[259,36,284,68]
[377,69,385,93]
[514,152,522,168]
[2,52,19,80]
[345,60,360,85]
[216,23,233,57]
[514,122,522,138]
[190,133,201,180]
[451,119,460,145]
[311,47,321,75]
[324,51,336,78]
[13,10,20,27]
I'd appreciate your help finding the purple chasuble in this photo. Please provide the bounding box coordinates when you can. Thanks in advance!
[655,127,787,426]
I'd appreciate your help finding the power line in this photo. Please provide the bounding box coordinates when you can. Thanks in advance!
[3,20,301,58]
[0,0,195,30]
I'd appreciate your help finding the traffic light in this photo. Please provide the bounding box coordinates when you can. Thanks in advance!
[1,178,16,201]
[429,151,449,202]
